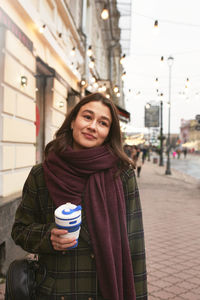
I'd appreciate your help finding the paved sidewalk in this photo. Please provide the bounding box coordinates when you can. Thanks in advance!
[1,161,200,299]
[138,160,200,300]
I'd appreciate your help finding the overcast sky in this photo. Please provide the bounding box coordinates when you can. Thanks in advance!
[123,0,200,134]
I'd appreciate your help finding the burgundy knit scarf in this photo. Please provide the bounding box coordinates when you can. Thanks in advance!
[43,145,136,300]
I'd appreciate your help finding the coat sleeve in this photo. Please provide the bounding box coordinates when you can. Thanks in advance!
[121,166,148,300]
[11,166,56,254]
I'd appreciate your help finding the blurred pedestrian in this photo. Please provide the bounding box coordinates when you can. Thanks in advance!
[123,144,132,158]
[142,146,147,163]
[131,145,138,163]
[183,148,187,158]
[136,148,143,178]
[177,148,181,159]
[10,93,147,300]
[173,150,177,159]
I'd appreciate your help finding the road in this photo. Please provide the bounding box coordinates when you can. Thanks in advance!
[170,154,200,180]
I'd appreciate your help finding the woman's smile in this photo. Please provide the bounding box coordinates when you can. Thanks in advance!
[82,132,97,140]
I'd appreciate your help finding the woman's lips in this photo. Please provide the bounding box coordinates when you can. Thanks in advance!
[82,133,96,140]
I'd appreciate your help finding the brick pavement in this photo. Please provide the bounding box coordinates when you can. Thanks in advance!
[0,160,200,300]
[138,160,200,300]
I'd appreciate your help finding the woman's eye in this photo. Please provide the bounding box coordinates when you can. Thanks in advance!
[100,121,108,127]
[83,115,92,120]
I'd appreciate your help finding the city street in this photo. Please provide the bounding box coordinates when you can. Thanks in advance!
[170,154,200,180]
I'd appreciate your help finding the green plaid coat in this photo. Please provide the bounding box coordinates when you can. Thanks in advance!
[11,163,147,300]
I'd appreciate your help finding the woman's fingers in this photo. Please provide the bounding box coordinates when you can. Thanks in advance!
[54,238,77,250]
[50,228,76,250]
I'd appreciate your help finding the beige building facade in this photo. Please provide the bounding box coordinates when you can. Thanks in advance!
[0,0,129,273]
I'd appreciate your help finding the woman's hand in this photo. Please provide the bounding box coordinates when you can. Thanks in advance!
[50,228,77,250]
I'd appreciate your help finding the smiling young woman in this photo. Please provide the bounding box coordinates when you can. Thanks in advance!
[11,93,148,300]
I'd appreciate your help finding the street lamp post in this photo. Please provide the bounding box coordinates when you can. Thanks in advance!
[159,99,164,166]
[165,56,174,175]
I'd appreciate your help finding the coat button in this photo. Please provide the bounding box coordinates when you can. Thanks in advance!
[62,251,66,255]
[90,253,95,259]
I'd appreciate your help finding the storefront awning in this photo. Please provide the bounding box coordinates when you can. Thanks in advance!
[116,105,130,123]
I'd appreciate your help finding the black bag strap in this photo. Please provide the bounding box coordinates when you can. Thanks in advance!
[28,259,47,289]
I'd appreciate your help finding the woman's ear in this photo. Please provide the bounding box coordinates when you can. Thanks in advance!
[71,120,74,130]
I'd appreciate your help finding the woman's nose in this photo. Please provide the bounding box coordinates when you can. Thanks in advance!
[88,120,97,130]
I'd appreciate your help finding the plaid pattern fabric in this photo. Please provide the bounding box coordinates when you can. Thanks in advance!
[11,163,147,300]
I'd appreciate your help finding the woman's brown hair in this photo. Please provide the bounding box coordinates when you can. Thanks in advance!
[45,92,134,170]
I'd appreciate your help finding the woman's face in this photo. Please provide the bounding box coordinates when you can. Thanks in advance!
[71,101,112,150]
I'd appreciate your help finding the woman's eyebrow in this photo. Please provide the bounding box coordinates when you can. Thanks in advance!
[82,109,93,114]
[82,109,111,123]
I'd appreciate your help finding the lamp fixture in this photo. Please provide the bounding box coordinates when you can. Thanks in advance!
[98,86,103,92]
[70,47,76,56]
[185,78,190,89]
[89,59,95,69]
[155,77,159,88]
[21,76,28,87]
[145,103,151,109]
[101,5,109,20]
[70,62,74,70]
[120,54,126,64]
[87,45,93,57]
[74,66,79,74]
[116,92,120,98]
[58,100,64,108]
[93,82,99,89]
[113,85,119,93]
[91,76,96,83]
[121,71,126,80]
[102,84,107,92]
[80,79,87,87]
[39,24,46,33]
[167,55,174,67]
[153,20,159,35]
[154,20,158,28]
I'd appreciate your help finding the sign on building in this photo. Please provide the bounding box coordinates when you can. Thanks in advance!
[145,105,160,128]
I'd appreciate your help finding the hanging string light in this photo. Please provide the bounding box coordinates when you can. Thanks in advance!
[70,47,76,56]
[102,84,107,92]
[87,45,93,57]
[116,92,121,98]
[80,79,87,87]
[39,24,46,33]
[120,54,126,64]
[89,59,95,69]
[154,20,159,33]
[93,82,99,89]
[121,71,126,81]
[113,85,119,93]
[185,78,190,89]
[155,77,159,88]
[91,76,96,83]
[101,5,109,20]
